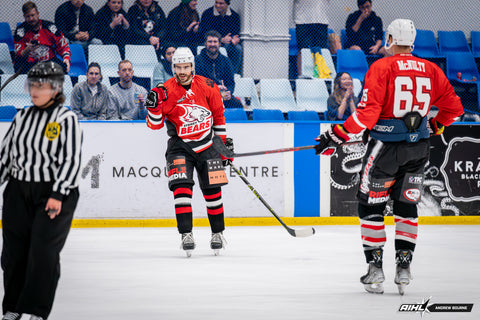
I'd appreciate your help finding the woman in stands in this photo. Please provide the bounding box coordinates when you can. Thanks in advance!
[326,72,358,120]
[94,0,130,58]
[166,0,202,54]
[127,0,167,58]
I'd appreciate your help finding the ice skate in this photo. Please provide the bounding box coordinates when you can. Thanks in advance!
[360,248,384,294]
[210,232,226,256]
[181,232,195,257]
[395,250,413,295]
[360,263,385,294]
[2,312,21,320]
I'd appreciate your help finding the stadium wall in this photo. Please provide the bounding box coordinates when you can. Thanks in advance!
[0,121,478,228]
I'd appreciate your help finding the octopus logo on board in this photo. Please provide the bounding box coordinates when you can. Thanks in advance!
[440,137,480,202]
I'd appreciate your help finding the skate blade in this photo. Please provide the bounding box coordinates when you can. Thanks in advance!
[185,250,193,258]
[363,283,384,294]
[213,249,220,256]
[397,283,407,295]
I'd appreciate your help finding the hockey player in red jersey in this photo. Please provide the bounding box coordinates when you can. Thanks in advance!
[145,47,233,257]
[315,19,464,295]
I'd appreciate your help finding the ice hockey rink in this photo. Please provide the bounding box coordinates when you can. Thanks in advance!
[2,224,475,320]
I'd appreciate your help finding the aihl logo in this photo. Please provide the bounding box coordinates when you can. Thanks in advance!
[399,299,430,312]
[399,297,474,316]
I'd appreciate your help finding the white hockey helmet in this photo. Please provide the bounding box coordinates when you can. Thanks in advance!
[384,19,416,50]
[172,47,195,75]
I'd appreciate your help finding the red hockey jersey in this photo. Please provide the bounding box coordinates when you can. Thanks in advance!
[147,75,226,153]
[343,53,464,134]
[14,20,70,64]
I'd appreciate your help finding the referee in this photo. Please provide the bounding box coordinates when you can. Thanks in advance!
[0,61,82,320]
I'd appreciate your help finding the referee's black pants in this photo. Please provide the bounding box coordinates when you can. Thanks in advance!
[1,178,79,319]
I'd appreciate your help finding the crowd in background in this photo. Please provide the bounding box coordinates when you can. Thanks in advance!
[3,0,479,121]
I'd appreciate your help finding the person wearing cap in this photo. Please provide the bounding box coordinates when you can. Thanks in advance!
[0,61,82,320]
[315,19,463,295]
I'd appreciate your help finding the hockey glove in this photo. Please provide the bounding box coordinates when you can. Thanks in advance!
[221,137,234,167]
[315,124,350,156]
[428,118,445,136]
[145,85,167,113]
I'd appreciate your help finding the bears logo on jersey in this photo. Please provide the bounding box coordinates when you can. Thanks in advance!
[178,104,213,138]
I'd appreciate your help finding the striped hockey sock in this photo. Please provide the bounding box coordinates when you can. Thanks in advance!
[394,215,418,252]
[360,214,386,263]
[173,185,193,233]
[203,187,225,233]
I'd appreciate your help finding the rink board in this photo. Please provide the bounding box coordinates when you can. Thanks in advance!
[0,121,478,221]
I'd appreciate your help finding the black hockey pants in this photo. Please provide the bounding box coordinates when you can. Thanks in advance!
[1,178,79,319]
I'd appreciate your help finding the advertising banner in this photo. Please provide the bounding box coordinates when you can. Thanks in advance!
[0,121,292,218]
[328,124,480,216]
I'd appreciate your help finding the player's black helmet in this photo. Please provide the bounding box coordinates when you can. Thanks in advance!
[27,61,65,92]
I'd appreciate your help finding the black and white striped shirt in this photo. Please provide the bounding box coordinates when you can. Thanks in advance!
[0,103,82,200]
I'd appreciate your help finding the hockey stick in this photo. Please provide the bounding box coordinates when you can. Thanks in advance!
[0,67,23,93]
[230,163,315,237]
[213,135,360,158]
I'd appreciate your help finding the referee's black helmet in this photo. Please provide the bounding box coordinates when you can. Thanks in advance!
[27,61,65,92]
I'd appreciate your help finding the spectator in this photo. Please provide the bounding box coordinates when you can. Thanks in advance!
[326,72,358,121]
[108,60,148,120]
[54,0,101,50]
[93,0,130,58]
[199,0,242,74]
[126,0,167,58]
[166,0,201,54]
[195,30,243,109]
[14,1,71,74]
[153,45,176,86]
[293,0,330,77]
[71,62,111,120]
[345,0,386,56]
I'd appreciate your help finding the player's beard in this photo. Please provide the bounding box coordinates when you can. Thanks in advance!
[176,72,192,85]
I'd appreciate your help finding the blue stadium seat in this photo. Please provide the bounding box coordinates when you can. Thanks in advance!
[287,110,319,121]
[336,49,369,82]
[68,44,88,77]
[224,108,248,121]
[412,29,442,58]
[0,106,18,120]
[252,109,284,121]
[438,31,470,55]
[289,28,298,56]
[446,52,480,82]
[471,31,480,58]
[0,22,14,51]
[340,29,348,49]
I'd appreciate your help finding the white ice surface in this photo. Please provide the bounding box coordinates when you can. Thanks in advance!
[4,225,480,319]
